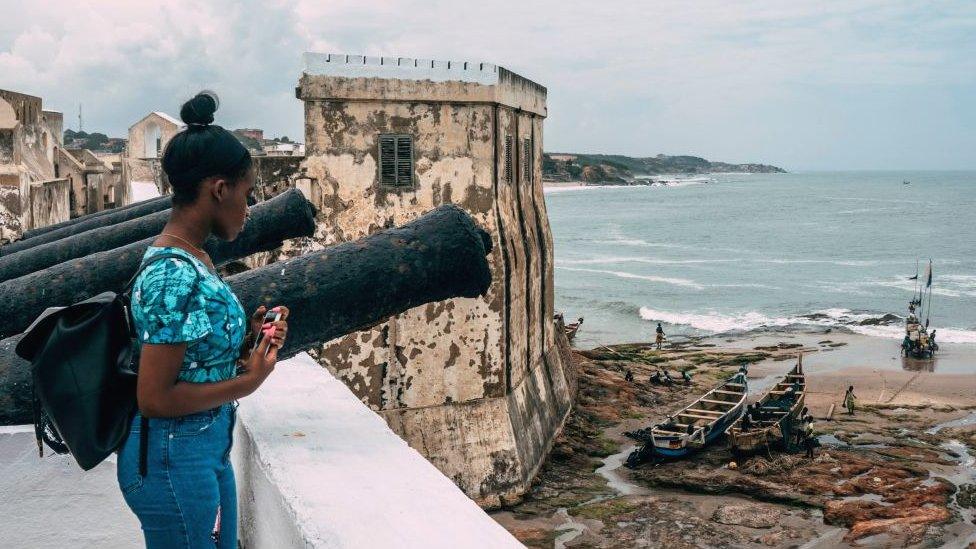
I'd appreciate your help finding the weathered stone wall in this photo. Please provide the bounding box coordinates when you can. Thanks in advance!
[27,178,70,230]
[0,90,67,238]
[57,148,88,216]
[0,129,14,165]
[296,56,572,507]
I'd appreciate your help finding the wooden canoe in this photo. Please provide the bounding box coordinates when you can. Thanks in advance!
[625,372,748,466]
[726,356,805,456]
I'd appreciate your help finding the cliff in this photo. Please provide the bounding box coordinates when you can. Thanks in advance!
[543,153,785,183]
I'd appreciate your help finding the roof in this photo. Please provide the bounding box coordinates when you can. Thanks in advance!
[152,111,182,126]
[129,111,182,131]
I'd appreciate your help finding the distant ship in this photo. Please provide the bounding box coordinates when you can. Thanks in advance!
[903,180,911,185]
[902,260,938,359]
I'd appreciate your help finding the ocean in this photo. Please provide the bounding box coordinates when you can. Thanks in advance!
[545,171,976,349]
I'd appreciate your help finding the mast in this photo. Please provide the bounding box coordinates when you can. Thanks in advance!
[924,259,933,327]
[913,258,919,306]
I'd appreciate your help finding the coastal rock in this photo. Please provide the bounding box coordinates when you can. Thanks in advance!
[958,484,976,509]
[858,313,901,326]
[842,506,951,543]
[849,433,895,446]
[711,504,778,529]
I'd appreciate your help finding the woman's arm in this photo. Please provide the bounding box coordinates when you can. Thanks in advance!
[137,332,278,418]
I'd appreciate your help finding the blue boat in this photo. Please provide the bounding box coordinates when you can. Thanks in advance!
[626,372,748,467]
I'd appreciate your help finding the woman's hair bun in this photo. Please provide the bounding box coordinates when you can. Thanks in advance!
[180,90,220,126]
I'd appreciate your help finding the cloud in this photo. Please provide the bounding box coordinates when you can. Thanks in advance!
[1,0,974,168]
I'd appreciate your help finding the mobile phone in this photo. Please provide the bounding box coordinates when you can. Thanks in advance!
[252,310,282,355]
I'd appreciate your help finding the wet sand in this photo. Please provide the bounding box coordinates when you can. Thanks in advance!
[491,334,976,548]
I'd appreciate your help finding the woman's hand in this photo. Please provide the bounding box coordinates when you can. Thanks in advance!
[239,305,288,389]
[266,305,289,351]
[249,305,289,348]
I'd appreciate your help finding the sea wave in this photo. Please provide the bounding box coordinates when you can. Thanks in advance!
[543,177,711,193]
[557,256,736,266]
[862,276,976,298]
[591,238,685,249]
[638,306,976,344]
[557,267,704,289]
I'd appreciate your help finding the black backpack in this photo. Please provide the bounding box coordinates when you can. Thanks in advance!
[15,252,202,472]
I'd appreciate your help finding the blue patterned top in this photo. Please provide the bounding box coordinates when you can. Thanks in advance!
[130,246,248,383]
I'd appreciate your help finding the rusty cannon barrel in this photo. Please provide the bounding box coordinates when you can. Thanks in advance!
[0,204,492,425]
[6,195,173,252]
[0,188,317,339]
[0,188,308,284]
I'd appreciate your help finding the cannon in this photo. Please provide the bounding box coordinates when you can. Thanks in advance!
[0,189,308,284]
[0,188,317,338]
[0,204,492,425]
[6,195,173,252]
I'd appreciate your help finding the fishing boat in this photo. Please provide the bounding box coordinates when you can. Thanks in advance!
[554,313,584,342]
[903,260,938,359]
[563,316,584,341]
[726,357,805,457]
[624,371,748,467]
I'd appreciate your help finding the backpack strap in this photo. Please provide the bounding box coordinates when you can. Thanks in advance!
[124,250,206,297]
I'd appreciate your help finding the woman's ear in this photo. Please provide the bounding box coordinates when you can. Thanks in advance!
[210,177,228,202]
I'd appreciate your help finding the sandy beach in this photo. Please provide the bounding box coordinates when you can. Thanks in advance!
[492,333,976,548]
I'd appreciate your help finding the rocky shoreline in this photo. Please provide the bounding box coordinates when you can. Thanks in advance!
[491,337,976,548]
[542,153,785,185]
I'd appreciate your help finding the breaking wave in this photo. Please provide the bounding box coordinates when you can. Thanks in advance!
[557,256,736,266]
[638,307,976,344]
[557,267,704,289]
[556,265,704,290]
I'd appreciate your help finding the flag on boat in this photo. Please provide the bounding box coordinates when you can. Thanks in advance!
[908,274,918,280]
[925,261,933,288]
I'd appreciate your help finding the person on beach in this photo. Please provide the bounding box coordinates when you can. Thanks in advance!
[681,369,692,384]
[802,415,816,458]
[793,407,810,447]
[624,369,634,382]
[116,91,289,548]
[655,323,665,349]
[649,370,662,384]
[844,385,857,415]
[740,411,752,432]
[663,369,675,385]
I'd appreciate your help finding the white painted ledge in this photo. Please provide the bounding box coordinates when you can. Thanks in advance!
[232,352,523,549]
[0,352,521,548]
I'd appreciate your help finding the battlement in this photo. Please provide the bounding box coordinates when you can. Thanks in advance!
[304,53,503,85]
[299,52,546,116]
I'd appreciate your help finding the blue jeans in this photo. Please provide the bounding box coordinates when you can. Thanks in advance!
[117,403,238,548]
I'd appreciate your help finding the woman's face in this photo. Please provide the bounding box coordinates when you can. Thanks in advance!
[213,168,256,241]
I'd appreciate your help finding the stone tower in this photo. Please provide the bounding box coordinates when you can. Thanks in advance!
[297,53,575,507]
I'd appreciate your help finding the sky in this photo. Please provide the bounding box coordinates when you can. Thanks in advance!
[1,0,974,170]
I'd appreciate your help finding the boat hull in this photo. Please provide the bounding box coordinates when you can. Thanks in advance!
[727,361,806,456]
[625,373,748,467]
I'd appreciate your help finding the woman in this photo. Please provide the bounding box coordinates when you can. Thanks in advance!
[844,385,857,416]
[116,91,290,548]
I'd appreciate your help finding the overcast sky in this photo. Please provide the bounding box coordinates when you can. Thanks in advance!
[2,1,974,170]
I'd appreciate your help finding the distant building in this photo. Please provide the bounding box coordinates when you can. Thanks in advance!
[0,89,70,241]
[121,111,182,199]
[235,128,264,141]
[297,53,574,507]
[127,111,181,160]
[263,142,305,156]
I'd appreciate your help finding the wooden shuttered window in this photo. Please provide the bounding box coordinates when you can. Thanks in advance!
[522,138,533,183]
[378,134,414,188]
[504,135,514,183]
